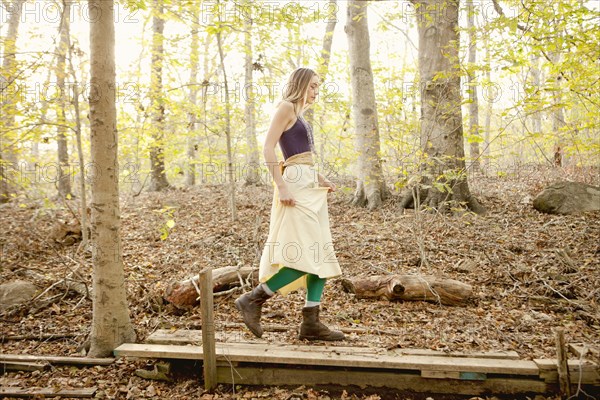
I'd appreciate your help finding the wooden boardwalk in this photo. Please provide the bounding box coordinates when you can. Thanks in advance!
[114,329,600,396]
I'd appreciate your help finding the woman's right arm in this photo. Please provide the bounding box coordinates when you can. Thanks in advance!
[263,102,295,206]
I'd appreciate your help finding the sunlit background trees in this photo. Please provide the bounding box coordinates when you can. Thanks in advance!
[1,0,598,204]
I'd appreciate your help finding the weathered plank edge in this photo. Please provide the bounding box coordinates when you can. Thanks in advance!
[112,343,600,394]
[534,358,600,384]
[0,361,49,372]
[0,387,97,398]
[568,343,600,358]
[114,343,539,375]
[215,365,551,396]
[0,354,114,366]
[146,329,521,359]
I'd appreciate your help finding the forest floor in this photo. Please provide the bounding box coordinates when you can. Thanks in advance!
[1,166,599,399]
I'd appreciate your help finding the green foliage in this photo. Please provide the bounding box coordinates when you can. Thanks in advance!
[119,0,148,11]
[458,0,600,168]
[154,206,176,241]
[4,0,599,205]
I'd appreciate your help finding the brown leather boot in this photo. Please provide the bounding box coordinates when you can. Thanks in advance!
[234,285,272,338]
[299,305,345,341]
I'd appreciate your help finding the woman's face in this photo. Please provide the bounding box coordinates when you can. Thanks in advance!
[305,75,320,105]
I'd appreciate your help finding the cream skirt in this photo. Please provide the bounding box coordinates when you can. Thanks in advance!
[258,164,342,295]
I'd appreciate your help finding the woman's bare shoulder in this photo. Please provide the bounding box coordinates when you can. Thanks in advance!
[276,100,295,115]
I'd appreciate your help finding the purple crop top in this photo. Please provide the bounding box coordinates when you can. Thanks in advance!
[278,115,314,160]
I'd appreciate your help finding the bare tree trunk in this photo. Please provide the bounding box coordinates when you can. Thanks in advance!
[401,0,485,214]
[316,0,338,167]
[131,20,149,175]
[529,54,542,135]
[550,53,566,167]
[466,0,481,173]
[200,33,211,172]
[243,3,261,186]
[305,0,337,128]
[56,1,73,198]
[216,30,237,221]
[345,0,388,210]
[186,6,200,186]
[0,0,25,203]
[483,34,492,172]
[318,0,337,81]
[88,0,136,357]
[548,13,567,167]
[149,0,170,191]
[294,24,301,68]
[67,20,88,249]
[30,142,39,167]
[30,60,58,174]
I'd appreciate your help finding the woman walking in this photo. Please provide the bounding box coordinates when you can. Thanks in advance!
[235,67,344,341]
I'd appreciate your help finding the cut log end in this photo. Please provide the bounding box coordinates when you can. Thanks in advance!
[391,283,405,295]
[340,278,356,294]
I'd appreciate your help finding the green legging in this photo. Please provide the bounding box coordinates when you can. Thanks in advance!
[265,267,326,302]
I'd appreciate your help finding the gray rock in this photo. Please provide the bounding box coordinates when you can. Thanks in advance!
[533,181,600,214]
[0,280,38,312]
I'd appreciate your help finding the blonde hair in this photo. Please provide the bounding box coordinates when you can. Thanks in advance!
[278,67,318,116]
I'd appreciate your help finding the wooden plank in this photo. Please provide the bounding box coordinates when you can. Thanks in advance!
[199,268,217,391]
[218,343,540,375]
[148,329,378,349]
[569,343,599,358]
[0,387,97,398]
[0,333,76,342]
[540,371,600,385]
[534,359,600,384]
[556,328,571,397]
[0,361,48,372]
[114,343,540,375]
[535,359,599,371]
[421,370,486,381]
[147,329,520,359]
[391,348,520,360]
[421,370,460,379]
[148,331,386,353]
[215,365,550,396]
[114,343,203,360]
[146,329,250,345]
[0,354,114,366]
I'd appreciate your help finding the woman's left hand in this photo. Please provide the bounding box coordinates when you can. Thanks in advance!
[321,180,336,193]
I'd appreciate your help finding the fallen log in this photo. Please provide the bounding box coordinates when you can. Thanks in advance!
[341,275,472,306]
[0,361,49,372]
[1,333,77,342]
[0,354,114,366]
[164,266,256,308]
[0,387,97,398]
